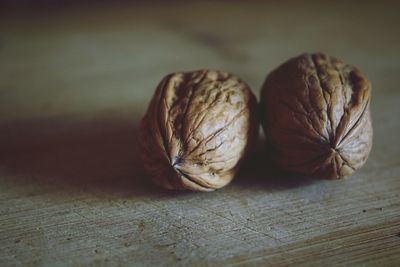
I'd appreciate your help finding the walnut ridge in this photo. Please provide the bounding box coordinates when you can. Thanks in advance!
[260,53,373,179]
[139,70,258,191]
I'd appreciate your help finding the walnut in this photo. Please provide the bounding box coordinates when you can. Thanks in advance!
[260,53,373,179]
[139,70,257,191]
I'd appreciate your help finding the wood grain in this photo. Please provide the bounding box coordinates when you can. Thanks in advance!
[0,1,399,266]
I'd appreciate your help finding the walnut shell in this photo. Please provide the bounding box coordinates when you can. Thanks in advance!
[139,70,257,191]
[260,53,373,179]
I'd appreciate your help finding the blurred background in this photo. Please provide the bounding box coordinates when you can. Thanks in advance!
[1,0,399,123]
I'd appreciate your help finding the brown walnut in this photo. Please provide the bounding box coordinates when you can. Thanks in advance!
[260,53,373,179]
[139,70,258,191]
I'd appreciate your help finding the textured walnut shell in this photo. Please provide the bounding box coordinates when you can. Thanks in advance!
[260,53,373,179]
[139,70,257,191]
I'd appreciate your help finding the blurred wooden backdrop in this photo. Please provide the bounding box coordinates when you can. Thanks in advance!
[0,1,399,266]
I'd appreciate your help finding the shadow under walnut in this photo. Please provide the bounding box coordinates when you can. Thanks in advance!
[0,116,159,198]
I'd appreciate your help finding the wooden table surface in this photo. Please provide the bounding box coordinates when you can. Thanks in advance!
[1,1,400,266]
